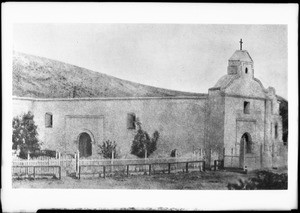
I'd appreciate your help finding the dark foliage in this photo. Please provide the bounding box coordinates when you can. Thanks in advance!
[131,128,159,158]
[98,140,118,159]
[12,111,41,159]
[30,149,56,158]
[227,170,287,190]
[278,97,288,144]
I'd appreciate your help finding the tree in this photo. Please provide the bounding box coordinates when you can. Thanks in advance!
[130,120,159,158]
[278,97,288,144]
[98,140,118,159]
[12,111,41,159]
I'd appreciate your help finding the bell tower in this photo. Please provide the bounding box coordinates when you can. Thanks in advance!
[227,39,254,78]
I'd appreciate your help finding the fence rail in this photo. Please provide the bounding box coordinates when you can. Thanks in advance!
[12,165,61,180]
[78,160,205,179]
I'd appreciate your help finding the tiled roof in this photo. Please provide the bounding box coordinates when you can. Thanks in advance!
[229,50,253,62]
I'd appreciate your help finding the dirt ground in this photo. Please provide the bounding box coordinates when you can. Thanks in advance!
[12,168,287,190]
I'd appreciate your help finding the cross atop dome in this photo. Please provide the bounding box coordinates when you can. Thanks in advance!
[240,39,243,50]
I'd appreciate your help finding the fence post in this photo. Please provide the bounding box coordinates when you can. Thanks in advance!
[231,148,234,167]
[127,165,129,176]
[214,160,217,171]
[33,167,36,179]
[78,166,81,180]
[203,161,206,171]
[75,152,77,176]
[103,166,106,179]
[149,164,151,175]
[77,150,80,176]
[168,163,171,174]
[59,166,61,180]
[209,149,212,170]
[260,144,263,168]
[58,152,61,167]
[186,162,189,173]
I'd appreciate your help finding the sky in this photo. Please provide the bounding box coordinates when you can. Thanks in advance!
[13,24,288,99]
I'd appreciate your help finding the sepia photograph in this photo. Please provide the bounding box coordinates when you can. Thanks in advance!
[2,3,298,212]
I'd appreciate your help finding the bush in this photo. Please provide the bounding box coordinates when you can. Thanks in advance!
[130,121,159,158]
[227,170,288,190]
[98,140,118,159]
[12,111,41,159]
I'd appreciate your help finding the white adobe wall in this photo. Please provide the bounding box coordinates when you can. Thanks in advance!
[13,96,207,158]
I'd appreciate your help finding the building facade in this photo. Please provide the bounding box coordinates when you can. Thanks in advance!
[12,47,287,169]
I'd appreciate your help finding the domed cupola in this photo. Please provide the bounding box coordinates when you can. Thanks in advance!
[227,39,254,78]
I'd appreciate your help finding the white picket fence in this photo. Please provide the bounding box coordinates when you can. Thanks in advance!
[13,151,204,175]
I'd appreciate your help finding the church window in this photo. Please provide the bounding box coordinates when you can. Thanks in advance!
[275,123,278,139]
[127,113,136,129]
[245,67,248,74]
[244,101,250,114]
[45,113,53,128]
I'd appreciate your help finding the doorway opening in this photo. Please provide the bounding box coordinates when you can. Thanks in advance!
[78,132,92,157]
[239,132,252,168]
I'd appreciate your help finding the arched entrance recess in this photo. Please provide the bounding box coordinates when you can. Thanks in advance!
[78,132,92,157]
[239,132,252,168]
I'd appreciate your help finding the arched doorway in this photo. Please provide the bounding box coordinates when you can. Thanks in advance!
[78,132,92,157]
[239,132,252,168]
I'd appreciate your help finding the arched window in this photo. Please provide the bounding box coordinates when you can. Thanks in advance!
[45,113,53,128]
[244,101,250,114]
[245,67,248,74]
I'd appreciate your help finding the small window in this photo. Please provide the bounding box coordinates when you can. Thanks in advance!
[127,113,136,129]
[45,113,53,128]
[275,123,278,139]
[244,101,250,114]
[245,67,248,74]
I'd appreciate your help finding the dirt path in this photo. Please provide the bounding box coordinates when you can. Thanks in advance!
[13,170,262,189]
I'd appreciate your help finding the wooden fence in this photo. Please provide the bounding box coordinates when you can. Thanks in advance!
[78,160,206,179]
[12,165,61,179]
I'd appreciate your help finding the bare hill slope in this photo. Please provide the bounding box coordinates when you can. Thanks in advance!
[13,51,205,98]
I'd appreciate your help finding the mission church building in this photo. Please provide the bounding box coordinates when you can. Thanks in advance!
[13,41,286,169]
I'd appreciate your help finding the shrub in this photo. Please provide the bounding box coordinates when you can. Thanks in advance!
[130,120,159,158]
[98,140,118,159]
[12,111,41,159]
[227,170,288,190]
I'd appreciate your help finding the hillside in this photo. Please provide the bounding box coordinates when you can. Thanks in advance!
[13,51,205,98]
[13,51,288,144]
